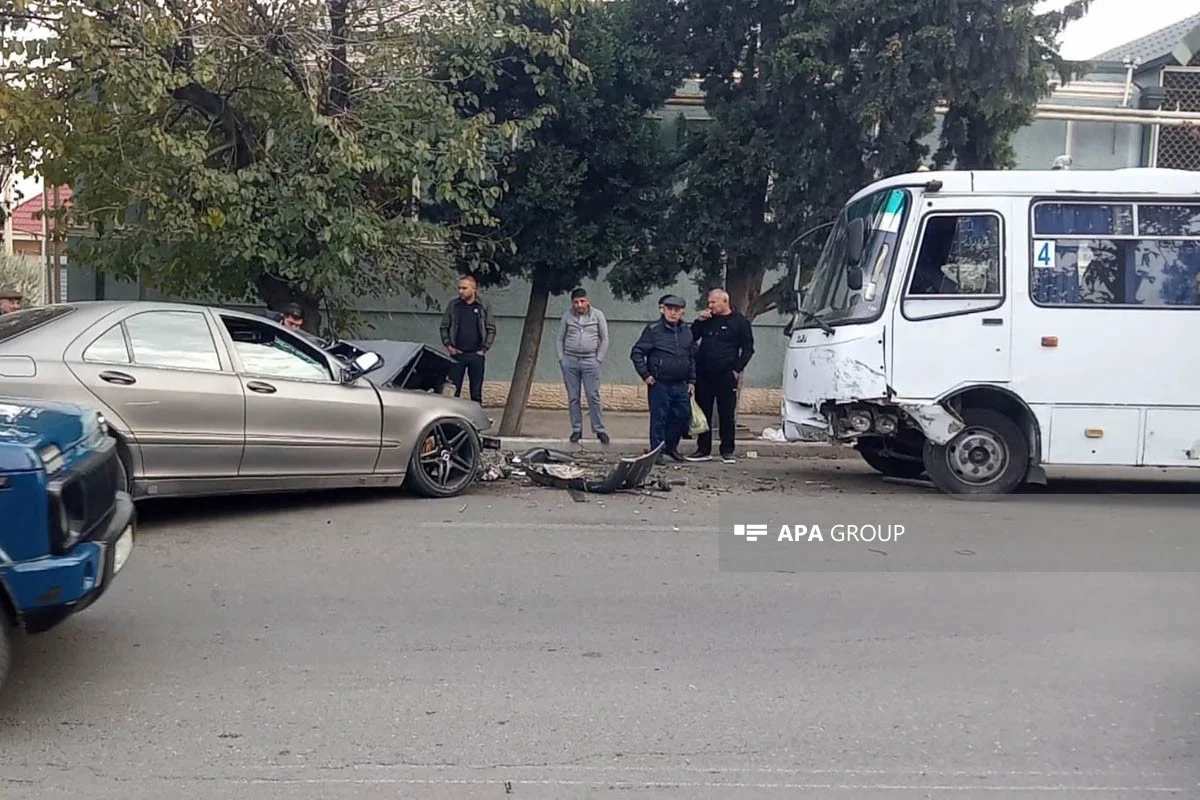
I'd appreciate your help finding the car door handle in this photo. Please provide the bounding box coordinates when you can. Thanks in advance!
[981,318,1004,326]
[99,370,136,385]
[246,380,277,394]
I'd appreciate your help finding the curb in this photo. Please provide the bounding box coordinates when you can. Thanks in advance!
[491,437,856,459]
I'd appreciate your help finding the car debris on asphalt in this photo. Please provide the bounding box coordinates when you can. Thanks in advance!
[476,445,685,496]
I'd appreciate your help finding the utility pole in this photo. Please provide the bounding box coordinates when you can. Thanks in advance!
[1,166,13,256]
[41,183,51,305]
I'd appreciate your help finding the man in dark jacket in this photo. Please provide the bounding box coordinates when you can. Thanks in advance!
[439,275,497,404]
[688,289,754,463]
[630,295,695,463]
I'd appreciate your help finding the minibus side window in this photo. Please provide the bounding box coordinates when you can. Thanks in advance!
[907,213,1003,297]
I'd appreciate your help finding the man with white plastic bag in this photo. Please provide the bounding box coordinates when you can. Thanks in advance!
[630,296,696,464]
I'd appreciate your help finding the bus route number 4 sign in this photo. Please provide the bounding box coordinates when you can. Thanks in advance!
[1034,240,1056,269]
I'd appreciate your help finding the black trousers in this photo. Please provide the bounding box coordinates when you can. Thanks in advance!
[694,370,738,457]
[449,352,485,403]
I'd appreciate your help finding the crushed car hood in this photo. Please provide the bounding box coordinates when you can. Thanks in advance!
[330,339,456,392]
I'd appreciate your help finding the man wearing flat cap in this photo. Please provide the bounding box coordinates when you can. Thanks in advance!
[630,295,696,463]
[0,288,22,315]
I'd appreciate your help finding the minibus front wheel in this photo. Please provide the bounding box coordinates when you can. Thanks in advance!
[922,408,1029,498]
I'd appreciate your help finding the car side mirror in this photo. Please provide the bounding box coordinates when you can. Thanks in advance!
[344,351,384,382]
[846,217,865,265]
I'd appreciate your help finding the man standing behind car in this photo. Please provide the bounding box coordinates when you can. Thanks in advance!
[630,295,695,463]
[557,288,611,444]
[0,288,21,315]
[440,275,496,404]
[688,289,754,463]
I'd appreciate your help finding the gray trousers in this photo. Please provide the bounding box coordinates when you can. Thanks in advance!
[560,354,607,435]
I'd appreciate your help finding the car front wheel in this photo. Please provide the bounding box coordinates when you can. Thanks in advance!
[405,418,482,498]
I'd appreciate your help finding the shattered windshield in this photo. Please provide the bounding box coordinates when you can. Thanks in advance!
[799,188,910,326]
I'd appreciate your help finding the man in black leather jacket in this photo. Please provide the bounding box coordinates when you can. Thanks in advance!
[630,295,695,463]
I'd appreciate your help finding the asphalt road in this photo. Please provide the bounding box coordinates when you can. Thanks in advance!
[1,458,1198,799]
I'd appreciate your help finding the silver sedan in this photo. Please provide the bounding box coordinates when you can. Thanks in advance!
[0,301,499,499]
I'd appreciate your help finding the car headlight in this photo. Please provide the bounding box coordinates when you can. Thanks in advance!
[39,444,65,475]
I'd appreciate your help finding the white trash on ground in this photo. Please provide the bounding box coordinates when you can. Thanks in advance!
[759,427,787,443]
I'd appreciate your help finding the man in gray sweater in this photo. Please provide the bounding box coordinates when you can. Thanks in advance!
[557,288,610,444]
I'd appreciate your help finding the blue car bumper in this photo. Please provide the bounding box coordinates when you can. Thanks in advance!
[4,493,135,635]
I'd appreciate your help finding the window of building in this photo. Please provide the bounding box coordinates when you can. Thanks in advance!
[907,213,1003,297]
[1031,201,1200,307]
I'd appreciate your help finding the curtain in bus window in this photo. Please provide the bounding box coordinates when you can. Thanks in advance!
[1137,205,1200,237]
[1031,239,1125,304]
[1033,203,1134,236]
[1129,239,1200,306]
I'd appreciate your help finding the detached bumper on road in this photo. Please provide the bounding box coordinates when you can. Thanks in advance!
[14,493,135,635]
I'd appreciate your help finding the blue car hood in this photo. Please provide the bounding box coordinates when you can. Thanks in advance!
[0,397,91,473]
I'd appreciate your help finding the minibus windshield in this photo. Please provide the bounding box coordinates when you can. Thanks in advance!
[798,188,910,327]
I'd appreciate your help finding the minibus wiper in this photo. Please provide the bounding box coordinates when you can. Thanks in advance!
[800,311,835,335]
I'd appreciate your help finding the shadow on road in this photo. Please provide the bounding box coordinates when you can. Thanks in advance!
[132,485,427,525]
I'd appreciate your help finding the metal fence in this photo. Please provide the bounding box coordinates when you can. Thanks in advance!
[1155,66,1200,171]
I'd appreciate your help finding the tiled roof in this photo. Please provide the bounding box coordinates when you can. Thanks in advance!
[1091,11,1200,63]
[7,186,72,237]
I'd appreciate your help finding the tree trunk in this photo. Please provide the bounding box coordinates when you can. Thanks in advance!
[499,272,551,436]
[256,273,323,335]
[725,264,767,323]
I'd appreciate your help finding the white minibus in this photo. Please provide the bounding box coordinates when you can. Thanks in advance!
[781,168,1200,496]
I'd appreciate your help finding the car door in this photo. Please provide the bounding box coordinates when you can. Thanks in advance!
[215,313,383,476]
[889,198,1014,398]
[65,308,246,479]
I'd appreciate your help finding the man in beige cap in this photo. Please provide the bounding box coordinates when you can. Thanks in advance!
[0,288,21,315]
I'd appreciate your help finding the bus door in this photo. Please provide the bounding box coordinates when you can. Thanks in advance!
[889,197,1014,398]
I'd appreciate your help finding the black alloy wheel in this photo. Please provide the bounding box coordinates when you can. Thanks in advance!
[406,418,482,498]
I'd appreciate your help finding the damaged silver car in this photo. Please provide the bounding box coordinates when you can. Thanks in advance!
[0,301,499,500]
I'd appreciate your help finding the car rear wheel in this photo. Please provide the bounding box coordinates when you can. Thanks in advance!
[405,418,482,498]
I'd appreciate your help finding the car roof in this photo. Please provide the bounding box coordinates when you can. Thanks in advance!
[0,300,287,358]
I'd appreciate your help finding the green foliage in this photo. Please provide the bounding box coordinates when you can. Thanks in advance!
[0,0,584,333]
[619,0,1089,320]
[436,0,685,297]
[0,252,43,304]
[935,1,1093,169]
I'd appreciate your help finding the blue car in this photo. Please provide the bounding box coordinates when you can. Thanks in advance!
[0,396,135,693]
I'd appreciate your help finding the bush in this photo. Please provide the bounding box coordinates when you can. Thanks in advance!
[0,252,43,305]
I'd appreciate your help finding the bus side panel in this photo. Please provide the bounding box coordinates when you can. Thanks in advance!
[1143,409,1200,467]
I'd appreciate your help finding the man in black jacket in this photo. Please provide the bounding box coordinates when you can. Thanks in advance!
[687,289,754,463]
[630,295,695,463]
[439,275,497,404]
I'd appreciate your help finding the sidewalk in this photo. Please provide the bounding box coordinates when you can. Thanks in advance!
[484,408,854,458]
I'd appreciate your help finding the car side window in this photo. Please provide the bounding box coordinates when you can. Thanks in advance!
[907,213,1003,296]
[221,316,333,382]
[124,311,223,371]
[83,325,131,364]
